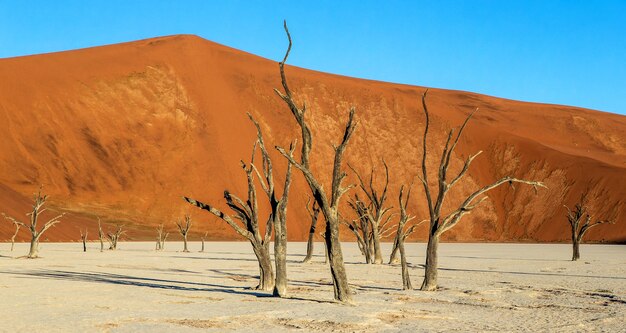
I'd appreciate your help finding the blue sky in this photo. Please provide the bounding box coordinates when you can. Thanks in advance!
[1,1,625,115]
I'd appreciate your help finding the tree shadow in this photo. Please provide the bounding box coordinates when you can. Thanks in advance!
[207,268,398,294]
[2,269,340,304]
[2,270,268,297]
[434,266,626,280]
[172,256,258,263]
[204,269,341,304]
[447,255,569,262]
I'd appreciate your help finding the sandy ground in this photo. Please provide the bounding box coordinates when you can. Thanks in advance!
[0,241,624,332]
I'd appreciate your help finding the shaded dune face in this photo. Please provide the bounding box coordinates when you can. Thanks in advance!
[0,35,624,242]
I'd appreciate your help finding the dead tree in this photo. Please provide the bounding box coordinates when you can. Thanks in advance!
[2,187,64,258]
[106,225,124,250]
[320,230,329,264]
[343,208,372,263]
[302,196,321,263]
[389,215,419,264]
[9,220,21,251]
[565,188,618,261]
[155,223,168,251]
[184,142,275,291]
[176,215,192,253]
[348,161,393,264]
[274,21,356,302]
[200,231,208,252]
[247,113,295,297]
[97,218,105,252]
[417,90,546,291]
[346,197,373,262]
[396,184,424,290]
[398,187,413,290]
[80,228,88,252]
[389,227,418,264]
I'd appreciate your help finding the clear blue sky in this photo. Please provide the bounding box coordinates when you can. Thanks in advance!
[1,1,625,115]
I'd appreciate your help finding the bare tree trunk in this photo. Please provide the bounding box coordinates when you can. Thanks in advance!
[28,235,40,258]
[321,231,329,264]
[325,216,351,301]
[273,218,287,296]
[348,162,392,265]
[161,233,168,250]
[80,229,88,252]
[572,238,580,261]
[421,233,439,291]
[389,235,399,264]
[252,242,275,291]
[97,218,104,252]
[303,198,320,263]
[400,240,412,290]
[156,224,164,251]
[371,227,383,264]
[246,113,294,298]
[396,184,418,290]
[344,217,369,263]
[200,231,207,252]
[362,220,372,264]
[303,230,315,263]
[324,244,329,264]
[176,215,192,253]
[107,226,124,250]
[10,223,20,251]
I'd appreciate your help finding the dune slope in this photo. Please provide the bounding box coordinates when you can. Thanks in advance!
[0,35,624,242]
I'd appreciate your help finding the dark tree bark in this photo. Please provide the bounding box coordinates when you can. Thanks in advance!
[572,240,580,261]
[422,229,439,291]
[395,184,423,290]
[176,215,192,253]
[247,113,295,298]
[185,112,294,294]
[398,185,412,290]
[348,161,393,264]
[274,21,356,303]
[417,90,546,291]
[185,138,278,291]
[346,197,373,263]
[80,228,88,252]
[348,203,371,263]
[321,231,329,264]
[565,187,618,261]
[185,194,275,291]
[302,196,321,263]
[2,187,64,258]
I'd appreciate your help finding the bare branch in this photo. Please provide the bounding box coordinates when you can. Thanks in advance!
[183,196,253,241]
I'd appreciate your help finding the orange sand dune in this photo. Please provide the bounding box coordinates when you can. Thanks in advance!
[0,35,624,243]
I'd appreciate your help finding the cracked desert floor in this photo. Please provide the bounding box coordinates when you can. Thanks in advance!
[1,242,624,332]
